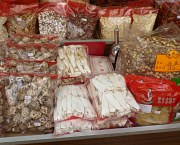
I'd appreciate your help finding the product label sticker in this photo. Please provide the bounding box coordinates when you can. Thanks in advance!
[154,50,180,72]
[27,53,34,57]
[34,122,41,127]
[139,104,152,113]
[154,110,161,115]
[24,96,31,105]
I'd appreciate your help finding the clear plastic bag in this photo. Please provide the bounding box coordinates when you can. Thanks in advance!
[66,1,99,40]
[87,73,140,121]
[6,43,58,62]
[6,3,38,34]
[10,33,61,46]
[54,84,96,121]
[125,75,180,125]
[38,2,68,39]
[116,22,180,80]
[4,74,58,134]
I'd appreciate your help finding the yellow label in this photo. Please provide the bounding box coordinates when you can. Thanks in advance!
[154,50,180,72]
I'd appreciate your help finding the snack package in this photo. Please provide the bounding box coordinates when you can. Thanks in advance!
[6,43,58,62]
[99,7,132,39]
[4,74,59,134]
[0,3,9,41]
[87,73,140,125]
[131,7,158,34]
[0,59,57,75]
[57,45,91,77]
[66,1,99,40]
[125,75,180,125]
[6,3,38,34]
[38,2,67,39]
[116,22,180,80]
[10,33,60,46]
[54,84,96,122]
[54,119,94,135]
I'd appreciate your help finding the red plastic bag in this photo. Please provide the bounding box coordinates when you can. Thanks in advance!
[6,3,39,34]
[125,75,180,125]
[2,0,38,4]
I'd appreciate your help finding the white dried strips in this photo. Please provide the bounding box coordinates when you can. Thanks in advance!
[100,17,131,39]
[54,84,96,121]
[4,75,57,134]
[87,73,140,119]
[131,13,157,34]
[55,119,94,135]
[0,17,8,41]
[38,10,67,39]
[58,45,91,77]
[7,45,57,62]
[2,60,57,75]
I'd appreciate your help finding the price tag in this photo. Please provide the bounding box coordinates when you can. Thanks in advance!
[154,111,161,115]
[139,104,152,113]
[24,96,31,105]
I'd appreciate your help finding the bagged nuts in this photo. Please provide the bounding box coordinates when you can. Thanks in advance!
[4,75,58,134]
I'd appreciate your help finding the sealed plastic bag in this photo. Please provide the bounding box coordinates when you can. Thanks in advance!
[87,73,140,122]
[54,84,96,122]
[116,22,180,80]
[6,3,38,34]
[0,59,57,75]
[10,33,60,46]
[38,2,67,39]
[66,1,99,40]
[99,7,132,39]
[6,43,58,62]
[4,74,58,134]
[125,75,180,125]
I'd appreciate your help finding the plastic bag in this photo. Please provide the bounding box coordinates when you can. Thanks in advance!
[0,42,7,59]
[66,1,99,40]
[4,74,58,134]
[87,73,140,122]
[54,84,96,122]
[0,3,9,41]
[38,2,67,39]
[57,45,91,77]
[0,59,57,75]
[6,3,38,34]
[10,33,61,46]
[116,22,180,80]
[6,43,58,62]
[125,75,180,125]
[54,119,94,135]
[99,7,132,39]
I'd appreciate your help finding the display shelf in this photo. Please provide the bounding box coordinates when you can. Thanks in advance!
[0,123,180,145]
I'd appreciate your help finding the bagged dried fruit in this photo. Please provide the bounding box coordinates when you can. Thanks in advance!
[38,2,68,39]
[0,59,57,75]
[54,84,96,122]
[66,1,99,40]
[99,7,132,39]
[6,43,58,62]
[87,73,140,126]
[116,22,180,80]
[125,75,180,125]
[0,3,9,41]
[0,42,7,59]
[6,3,38,34]
[4,74,59,134]
[10,33,60,46]
[57,45,91,77]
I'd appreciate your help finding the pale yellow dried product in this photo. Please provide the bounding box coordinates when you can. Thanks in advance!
[0,17,8,41]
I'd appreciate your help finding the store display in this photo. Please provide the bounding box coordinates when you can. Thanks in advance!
[0,60,57,75]
[125,75,180,125]
[4,74,58,134]
[57,45,91,77]
[6,3,38,34]
[38,2,67,39]
[54,84,96,121]
[116,22,180,80]
[66,1,99,40]
[6,43,58,62]
[99,7,132,39]
[10,34,60,46]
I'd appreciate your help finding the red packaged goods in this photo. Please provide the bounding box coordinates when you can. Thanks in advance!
[2,0,38,4]
[66,1,99,40]
[125,75,180,125]
[6,3,39,34]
